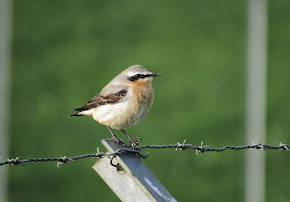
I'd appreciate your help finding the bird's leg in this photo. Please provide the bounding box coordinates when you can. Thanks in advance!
[121,129,142,148]
[106,126,126,145]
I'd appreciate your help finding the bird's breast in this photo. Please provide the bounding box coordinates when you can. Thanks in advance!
[93,82,154,129]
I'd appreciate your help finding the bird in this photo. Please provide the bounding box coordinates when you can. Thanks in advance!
[70,64,162,146]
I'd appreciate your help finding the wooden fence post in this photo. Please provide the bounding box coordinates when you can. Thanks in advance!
[92,139,177,202]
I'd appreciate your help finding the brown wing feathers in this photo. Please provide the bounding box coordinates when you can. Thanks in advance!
[71,89,127,114]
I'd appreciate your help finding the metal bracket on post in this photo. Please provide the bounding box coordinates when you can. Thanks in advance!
[92,139,177,202]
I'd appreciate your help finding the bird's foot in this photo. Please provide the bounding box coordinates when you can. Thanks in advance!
[120,129,142,149]
[107,126,128,147]
[112,136,128,147]
[128,136,142,149]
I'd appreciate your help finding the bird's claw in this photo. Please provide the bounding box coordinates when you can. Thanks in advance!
[112,136,128,147]
[128,137,142,149]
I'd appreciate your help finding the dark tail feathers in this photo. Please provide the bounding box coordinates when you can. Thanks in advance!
[70,113,83,117]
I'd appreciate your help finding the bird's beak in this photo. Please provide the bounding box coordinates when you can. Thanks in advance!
[151,73,163,77]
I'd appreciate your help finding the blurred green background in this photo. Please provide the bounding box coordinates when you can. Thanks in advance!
[7,0,289,201]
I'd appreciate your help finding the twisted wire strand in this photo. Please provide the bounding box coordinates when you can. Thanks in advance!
[1,141,288,167]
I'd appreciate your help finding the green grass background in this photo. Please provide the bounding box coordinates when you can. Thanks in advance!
[8,0,289,201]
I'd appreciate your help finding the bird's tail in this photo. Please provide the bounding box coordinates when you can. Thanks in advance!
[70,112,83,117]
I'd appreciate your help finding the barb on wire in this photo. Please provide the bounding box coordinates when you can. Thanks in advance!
[0,141,289,167]
[0,148,138,167]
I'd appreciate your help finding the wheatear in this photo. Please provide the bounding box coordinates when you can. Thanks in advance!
[71,64,162,145]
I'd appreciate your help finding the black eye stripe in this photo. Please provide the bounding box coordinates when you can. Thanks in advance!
[127,74,152,81]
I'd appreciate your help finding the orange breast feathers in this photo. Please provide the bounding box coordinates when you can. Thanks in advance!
[124,80,154,110]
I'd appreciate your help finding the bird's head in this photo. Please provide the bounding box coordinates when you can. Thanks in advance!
[125,65,162,84]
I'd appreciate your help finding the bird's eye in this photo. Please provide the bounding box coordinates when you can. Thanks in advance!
[127,73,145,81]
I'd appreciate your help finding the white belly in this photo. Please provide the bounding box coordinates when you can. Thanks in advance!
[92,100,149,130]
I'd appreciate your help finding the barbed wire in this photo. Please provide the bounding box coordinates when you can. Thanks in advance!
[0,140,289,167]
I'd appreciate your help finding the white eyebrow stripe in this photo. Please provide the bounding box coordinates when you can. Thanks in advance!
[127,71,136,77]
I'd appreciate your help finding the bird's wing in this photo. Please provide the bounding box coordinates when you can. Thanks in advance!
[74,85,128,112]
